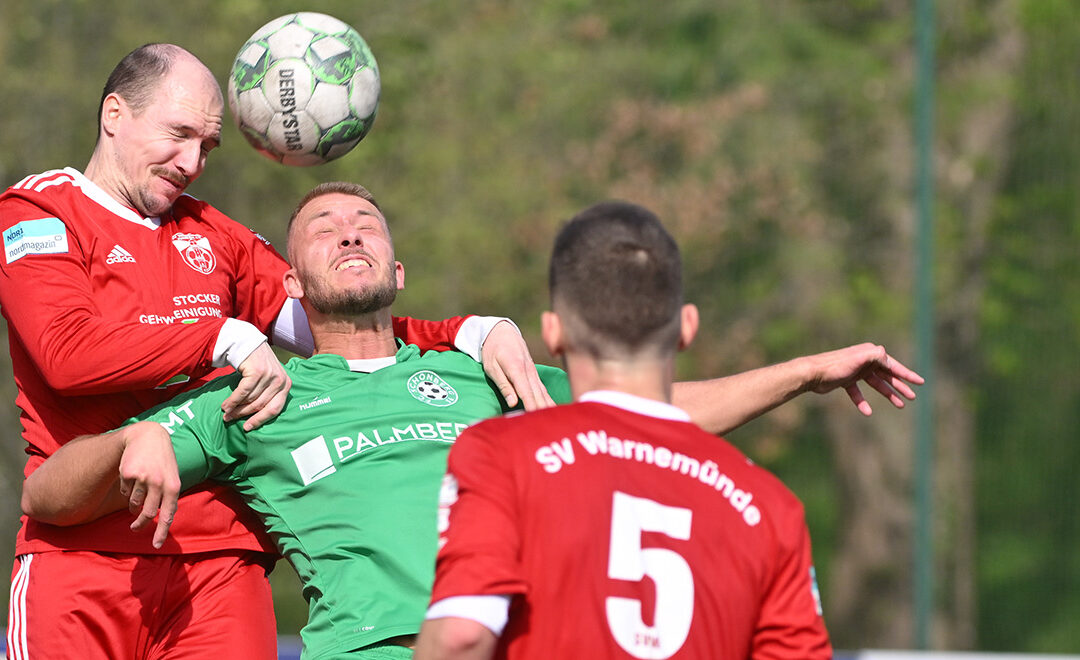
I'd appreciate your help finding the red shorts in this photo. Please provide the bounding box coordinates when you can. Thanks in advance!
[7,550,278,660]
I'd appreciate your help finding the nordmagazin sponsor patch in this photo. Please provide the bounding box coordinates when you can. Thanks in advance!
[4,218,69,263]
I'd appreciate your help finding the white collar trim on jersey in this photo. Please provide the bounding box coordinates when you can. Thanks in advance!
[579,390,692,422]
[64,167,165,230]
[346,356,398,373]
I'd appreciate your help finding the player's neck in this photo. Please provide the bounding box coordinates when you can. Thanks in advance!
[83,154,129,211]
[310,308,398,360]
[563,353,675,404]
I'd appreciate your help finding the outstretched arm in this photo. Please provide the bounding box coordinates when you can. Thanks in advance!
[673,343,924,435]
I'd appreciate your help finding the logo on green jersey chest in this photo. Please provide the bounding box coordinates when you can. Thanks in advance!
[407,370,458,407]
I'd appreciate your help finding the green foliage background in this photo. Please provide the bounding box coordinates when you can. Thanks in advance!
[0,0,1076,652]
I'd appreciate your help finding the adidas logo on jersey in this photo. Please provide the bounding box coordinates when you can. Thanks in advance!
[106,244,136,265]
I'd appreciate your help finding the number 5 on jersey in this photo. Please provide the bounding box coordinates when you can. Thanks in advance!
[606,491,694,659]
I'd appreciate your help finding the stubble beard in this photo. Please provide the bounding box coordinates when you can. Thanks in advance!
[136,166,189,217]
[135,188,169,217]
[304,263,398,316]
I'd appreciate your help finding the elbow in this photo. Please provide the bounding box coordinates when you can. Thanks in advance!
[417,618,496,659]
[31,335,95,394]
[38,363,104,396]
[439,627,484,655]
[39,359,198,396]
[35,361,87,394]
[21,474,46,520]
[20,485,61,524]
[34,337,142,395]
[21,478,87,527]
[20,488,36,520]
[22,502,91,527]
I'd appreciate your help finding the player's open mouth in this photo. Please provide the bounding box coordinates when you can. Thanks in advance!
[336,257,371,271]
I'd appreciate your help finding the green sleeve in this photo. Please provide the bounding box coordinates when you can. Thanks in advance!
[494,364,571,412]
[537,364,572,405]
[129,374,249,490]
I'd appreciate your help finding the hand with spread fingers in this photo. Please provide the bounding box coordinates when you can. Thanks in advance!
[802,343,925,415]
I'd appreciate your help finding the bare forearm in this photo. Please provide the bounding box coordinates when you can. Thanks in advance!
[21,429,130,525]
[415,618,498,660]
[673,343,924,434]
[672,357,811,435]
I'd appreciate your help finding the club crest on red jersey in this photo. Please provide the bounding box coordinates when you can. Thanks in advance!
[171,232,217,275]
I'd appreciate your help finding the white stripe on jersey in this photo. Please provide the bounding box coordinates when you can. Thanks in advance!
[12,169,74,192]
[28,174,77,194]
[7,553,31,660]
[13,168,163,230]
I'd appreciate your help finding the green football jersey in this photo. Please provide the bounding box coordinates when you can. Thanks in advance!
[134,344,570,659]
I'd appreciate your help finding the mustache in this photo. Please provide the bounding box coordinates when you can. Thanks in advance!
[334,248,376,267]
[150,166,190,187]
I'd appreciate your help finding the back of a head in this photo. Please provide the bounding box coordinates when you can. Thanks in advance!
[549,201,683,359]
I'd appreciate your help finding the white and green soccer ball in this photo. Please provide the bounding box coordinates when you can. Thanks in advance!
[227,12,380,166]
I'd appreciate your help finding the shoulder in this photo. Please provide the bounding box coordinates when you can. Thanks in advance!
[0,169,81,221]
[685,426,802,500]
[284,353,349,379]
[535,364,571,403]
[413,346,487,372]
[718,442,809,533]
[2,169,77,199]
[171,195,274,246]
[171,195,236,230]
[466,400,584,437]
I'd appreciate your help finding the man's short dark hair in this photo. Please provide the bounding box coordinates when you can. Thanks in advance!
[286,182,389,261]
[549,201,683,359]
[98,44,184,125]
[288,181,383,232]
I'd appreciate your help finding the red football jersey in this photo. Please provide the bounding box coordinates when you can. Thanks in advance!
[0,168,465,555]
[431,391,831,660]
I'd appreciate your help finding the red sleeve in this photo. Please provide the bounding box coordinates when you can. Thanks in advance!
[752,503,832,660]
[431,421,528,603]
[0,197,224,395]
[392,315,468,352]
[193,199,290,334]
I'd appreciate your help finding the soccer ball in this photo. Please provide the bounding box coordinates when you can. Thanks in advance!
[227,12,380,166]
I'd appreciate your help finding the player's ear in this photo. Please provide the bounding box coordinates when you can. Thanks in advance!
[677,303,699,351]
[100,94,124,137]
[283,268,304,300]
[394,261,405,290]
[541,311,565,357]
